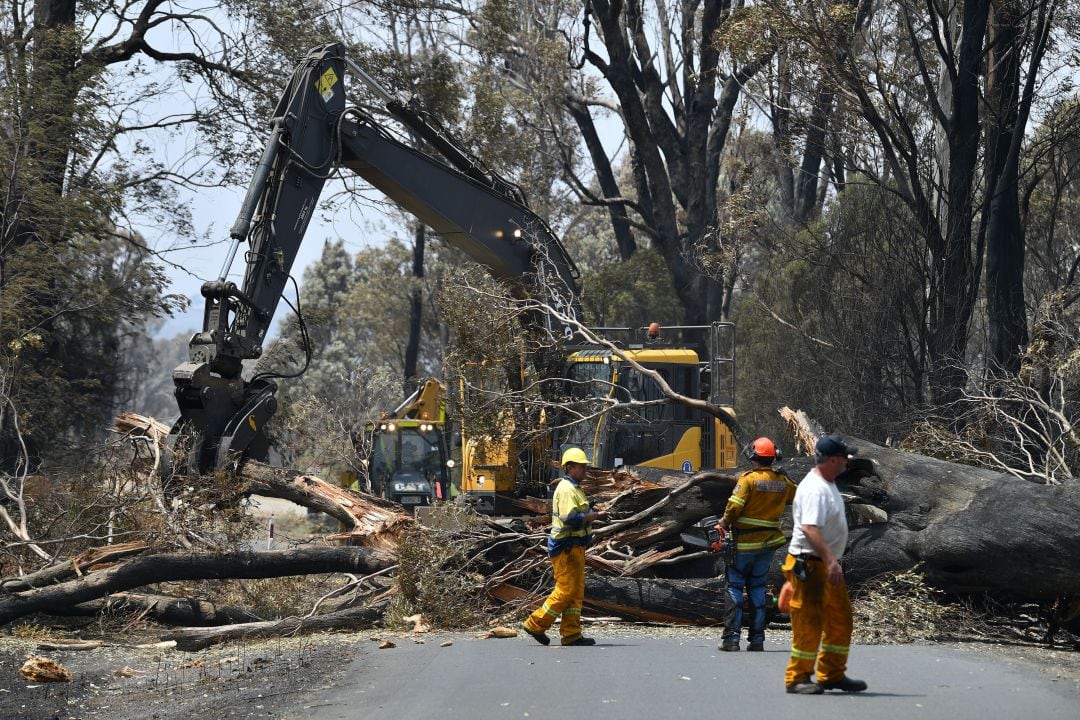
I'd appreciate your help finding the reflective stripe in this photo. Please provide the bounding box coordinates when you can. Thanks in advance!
[736,516,781,528]
[821,643,849,655]
[541,602,559,619]
[562,607,581,616]
[790,647,817,660]
[728,495,746,507]
[736,536,788,551]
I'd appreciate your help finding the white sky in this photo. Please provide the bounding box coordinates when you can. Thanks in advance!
[151,184,373,339]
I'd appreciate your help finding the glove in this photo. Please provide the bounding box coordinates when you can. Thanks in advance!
[714,524,727,541]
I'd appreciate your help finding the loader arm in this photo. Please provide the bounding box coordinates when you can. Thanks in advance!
[170,43,580,474]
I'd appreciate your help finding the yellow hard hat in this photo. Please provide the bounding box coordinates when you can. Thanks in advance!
[561,447,590,466]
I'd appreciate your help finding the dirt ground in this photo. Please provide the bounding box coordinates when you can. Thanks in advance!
[0,631,364,720]
[1,625,1077,719]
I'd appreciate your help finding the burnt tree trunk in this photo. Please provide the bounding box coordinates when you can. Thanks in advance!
[163,599,390,651]
[585,576,727,625]
[0,547,395,626]
[54,592,260,626]
[780,442,1080,599]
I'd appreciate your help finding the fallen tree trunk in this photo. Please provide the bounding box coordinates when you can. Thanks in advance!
[53,592,260,626]
[585,576,727,624]
[780,409,1080,599]
[163,598,390,651]
[238,462,414,552]
[0,547,395,627]
[114,413,416,552]
[1,542,149,593]
[490,576,727,625]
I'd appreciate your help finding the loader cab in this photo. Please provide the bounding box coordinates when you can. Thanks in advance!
[369,420,451,508]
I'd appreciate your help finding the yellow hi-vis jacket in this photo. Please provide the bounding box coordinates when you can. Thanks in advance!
[547,476,592,557]
[721,467,797,552]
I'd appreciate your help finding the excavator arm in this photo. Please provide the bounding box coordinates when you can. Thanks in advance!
[170,43,580,474]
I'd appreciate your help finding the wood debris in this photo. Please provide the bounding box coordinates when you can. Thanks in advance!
[378,639,396,649]
[478,626,518,639]
[36,639,103,651]
[19,656,72,683]
[402,613,430,633]
[3,407,1074,652]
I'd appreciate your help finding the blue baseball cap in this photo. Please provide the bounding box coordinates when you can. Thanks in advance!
[815,434,858,458]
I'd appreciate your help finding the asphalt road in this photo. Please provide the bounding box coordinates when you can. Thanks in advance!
[298,632,1078,720]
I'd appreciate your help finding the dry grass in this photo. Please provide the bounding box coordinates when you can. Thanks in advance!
[387,505,492,630]
[851,568,972,644]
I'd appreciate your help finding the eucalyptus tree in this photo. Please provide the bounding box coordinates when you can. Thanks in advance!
[0,1,353,466]
[763,0,1072,405]
[469,0,774,324]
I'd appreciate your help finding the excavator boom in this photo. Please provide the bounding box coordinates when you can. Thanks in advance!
[170,44,580,474]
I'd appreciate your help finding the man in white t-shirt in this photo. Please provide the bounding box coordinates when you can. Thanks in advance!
[782,434,868,695]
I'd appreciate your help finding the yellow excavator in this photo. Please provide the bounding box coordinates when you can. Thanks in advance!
[458,323,741,514]
[165,43,744,514]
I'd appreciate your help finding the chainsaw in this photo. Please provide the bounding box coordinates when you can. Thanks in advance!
[679,515,736,565]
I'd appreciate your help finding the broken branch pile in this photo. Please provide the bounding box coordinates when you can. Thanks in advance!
[5,410,1079,647]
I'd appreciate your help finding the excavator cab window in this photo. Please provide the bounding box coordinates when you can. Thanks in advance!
[616,366,674,422]
[565,360,613,400]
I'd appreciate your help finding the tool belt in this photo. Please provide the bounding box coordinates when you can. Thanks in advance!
[723,527,737,565]
[793,555,815,581]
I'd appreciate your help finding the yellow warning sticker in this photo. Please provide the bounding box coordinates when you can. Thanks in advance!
[315,67,338,102]
[248,415,257,432]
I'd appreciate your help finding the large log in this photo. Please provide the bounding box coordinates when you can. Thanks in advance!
[0,547,395,626]
[585,576,727,624]
[489,577,727,624]
[53,592,260,626]
[114,412,416,552]
[777,430,1080,600]
[162,599,390,651]
[238,462,415,552]
[1,542,149,593]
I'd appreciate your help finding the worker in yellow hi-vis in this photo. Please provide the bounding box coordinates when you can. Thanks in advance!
[522,447,608,646]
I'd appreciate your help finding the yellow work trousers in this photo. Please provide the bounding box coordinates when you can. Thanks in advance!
[524,545,585,644]
[781,553,853,687]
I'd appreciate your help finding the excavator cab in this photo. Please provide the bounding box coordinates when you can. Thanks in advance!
[556,322,739,473]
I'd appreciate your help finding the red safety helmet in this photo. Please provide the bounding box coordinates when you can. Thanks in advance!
[743,436,786,464]
[751,436,777,459]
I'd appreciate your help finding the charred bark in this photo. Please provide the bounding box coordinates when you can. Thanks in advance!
[163,599,389,651]
[779,442,1080,599]
[0,547,395,627]
[585,576,727,624]
[1,542,148,592]
[54,592,259,626]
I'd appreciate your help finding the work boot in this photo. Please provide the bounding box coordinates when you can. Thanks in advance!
[747,642,764,652]
[785,681,823,695]
[564,636,596,646]
[818,676,867,693]
[521,624,550,646]
[718,641,740,652]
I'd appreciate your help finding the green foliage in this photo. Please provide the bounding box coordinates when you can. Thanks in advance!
[734,183,927,442]
[1,229,184,468]
[389,512,489,628]
[579,249,682,327]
